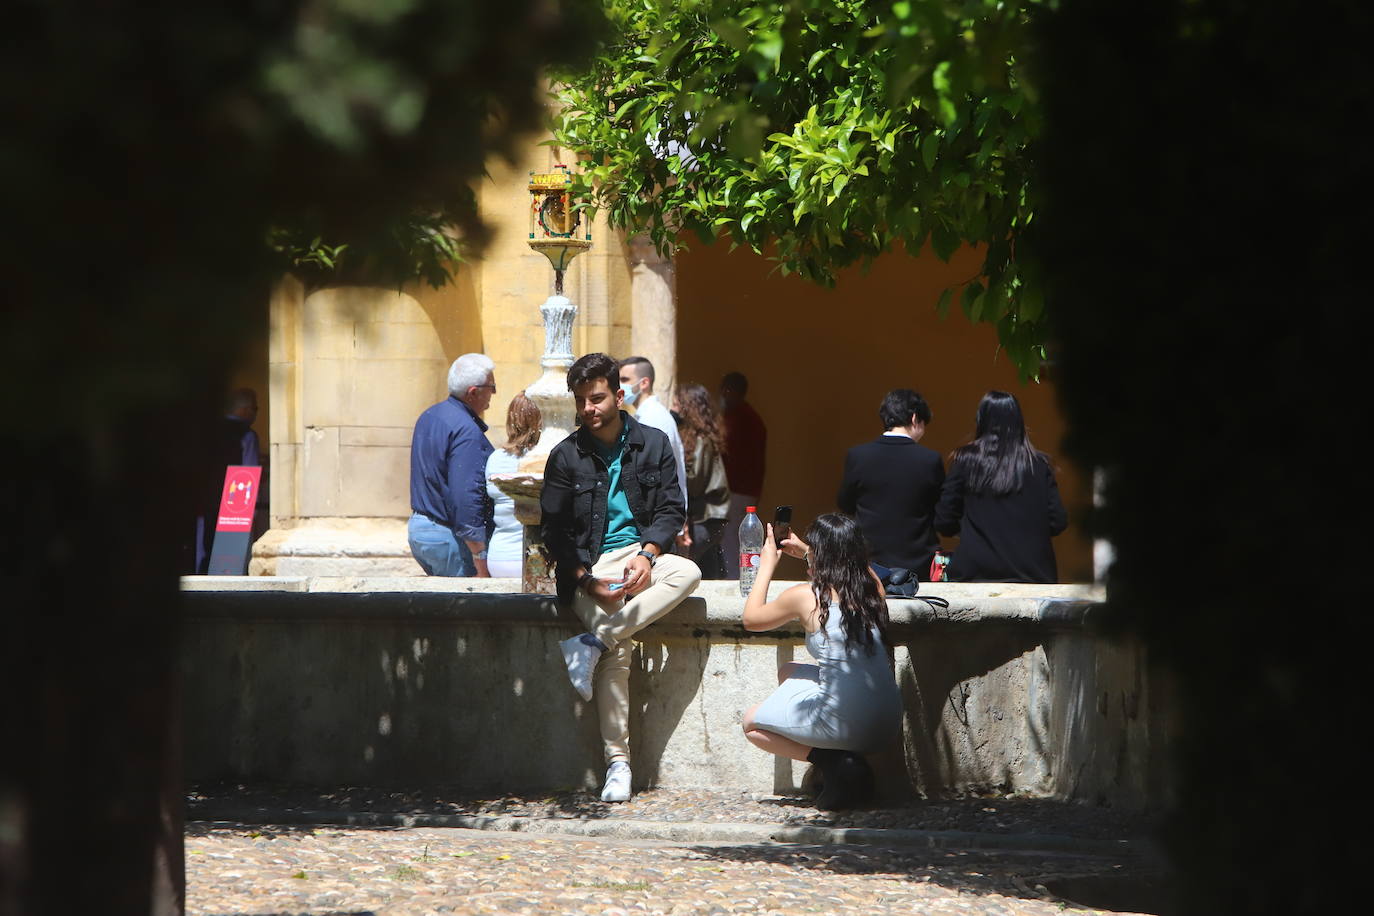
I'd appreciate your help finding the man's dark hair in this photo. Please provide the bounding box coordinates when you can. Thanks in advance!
[878,389,931,430]
[721,371,748,396]
[618,355,655,385]
[567,352,620,391]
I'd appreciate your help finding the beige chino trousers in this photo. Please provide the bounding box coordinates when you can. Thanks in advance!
[572,543,702,764]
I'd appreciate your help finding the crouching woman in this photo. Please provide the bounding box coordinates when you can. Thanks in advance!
[741,513,903,809]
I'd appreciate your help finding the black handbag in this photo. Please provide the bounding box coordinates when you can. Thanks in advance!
[877,565,949,608]
[882,566,920,597]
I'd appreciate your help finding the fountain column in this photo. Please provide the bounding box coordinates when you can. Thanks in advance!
[490,165,593,593]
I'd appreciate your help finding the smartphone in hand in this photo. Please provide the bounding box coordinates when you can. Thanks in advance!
[773,505,792,545]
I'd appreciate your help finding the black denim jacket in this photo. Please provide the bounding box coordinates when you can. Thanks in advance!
[539,412,685,604]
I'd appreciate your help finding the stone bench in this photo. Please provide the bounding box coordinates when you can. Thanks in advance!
[181,578,1172,808]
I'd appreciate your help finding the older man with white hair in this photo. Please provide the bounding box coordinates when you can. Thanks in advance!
[408,353,497,576]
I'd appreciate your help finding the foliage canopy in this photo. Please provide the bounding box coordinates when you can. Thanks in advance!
[255,0,603,289]
[3,0,604,428]
[553,0,1047,376]
[4,1,606,911]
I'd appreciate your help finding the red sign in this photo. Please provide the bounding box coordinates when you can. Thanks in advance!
[216,466,262,533]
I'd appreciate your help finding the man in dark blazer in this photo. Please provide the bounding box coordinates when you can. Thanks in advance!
[837,389,945,580]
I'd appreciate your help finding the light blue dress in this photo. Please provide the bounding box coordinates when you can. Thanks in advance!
[484,449,523,579]
[751,601,903,752]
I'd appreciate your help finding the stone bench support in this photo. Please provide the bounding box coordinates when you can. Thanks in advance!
[180,579,1172,808]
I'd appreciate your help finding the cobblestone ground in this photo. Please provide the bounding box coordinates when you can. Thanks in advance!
[187,786,1168,915]
[188,783,1153,841]
[187,824,1150,915]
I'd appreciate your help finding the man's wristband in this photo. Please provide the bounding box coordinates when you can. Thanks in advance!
[577,571,596,591]
[636,549,657,566]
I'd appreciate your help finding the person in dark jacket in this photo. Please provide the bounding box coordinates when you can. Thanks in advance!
[934,390,1069,583]
[541,352,702,802]
[837,389,945,580]
[407,353,497,577]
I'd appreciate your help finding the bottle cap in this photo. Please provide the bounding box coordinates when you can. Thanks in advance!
[746,506,756,513]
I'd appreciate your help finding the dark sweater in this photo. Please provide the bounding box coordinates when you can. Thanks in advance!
[837,435,945,577]
[934,456,1069,583]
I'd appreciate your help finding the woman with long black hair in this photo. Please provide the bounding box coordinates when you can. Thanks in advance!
[672,383,731,577]
[935,390,1069,582]
[741,513,903,809]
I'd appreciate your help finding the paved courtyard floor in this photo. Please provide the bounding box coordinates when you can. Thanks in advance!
[187,785,1171,916]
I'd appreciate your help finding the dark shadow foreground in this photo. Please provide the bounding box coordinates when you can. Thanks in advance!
[1037,0,1371,912]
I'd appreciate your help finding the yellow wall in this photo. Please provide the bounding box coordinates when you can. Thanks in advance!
[675,241,1093,583]
[228,296,271,457]
[478,143,634,448]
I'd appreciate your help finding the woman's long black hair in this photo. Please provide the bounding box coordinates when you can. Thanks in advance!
[806,514,889,654]
[949,390,1048,496]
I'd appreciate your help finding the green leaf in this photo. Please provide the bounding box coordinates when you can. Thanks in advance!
[938,96,958,126]
[966,290,984,322]
[932,61,951,95]
[921,133,939,171]
[711,19,750,52]
[961,281,985,321]
[727,115,763,159]
[752,31,783,70]
[936,287,953,319]
[982,282,1009,322]
[549,0,1045,365]
[930,225,959,261]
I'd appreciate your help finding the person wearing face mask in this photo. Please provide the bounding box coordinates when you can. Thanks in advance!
[618,356,689,548]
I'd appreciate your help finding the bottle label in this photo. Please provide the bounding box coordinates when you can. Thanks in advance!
[739,552,760,570]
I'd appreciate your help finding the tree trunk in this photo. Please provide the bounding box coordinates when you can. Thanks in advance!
[1,398,206,915]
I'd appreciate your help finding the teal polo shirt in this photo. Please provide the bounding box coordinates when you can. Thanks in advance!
[593,425,641,553]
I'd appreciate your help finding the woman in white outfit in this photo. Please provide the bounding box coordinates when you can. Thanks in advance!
[484,392,542,580]
[742,513,903,809]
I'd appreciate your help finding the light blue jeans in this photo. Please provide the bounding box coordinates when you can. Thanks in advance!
[407,513,475,577]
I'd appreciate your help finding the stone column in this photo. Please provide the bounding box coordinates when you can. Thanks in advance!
[627,234,677,396]
[522,293,578,458]
[250,143,650,580]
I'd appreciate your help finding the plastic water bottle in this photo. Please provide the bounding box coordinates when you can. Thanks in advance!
[738,506,764,597]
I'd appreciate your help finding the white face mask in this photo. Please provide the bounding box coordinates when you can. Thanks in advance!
[620,383,640,406]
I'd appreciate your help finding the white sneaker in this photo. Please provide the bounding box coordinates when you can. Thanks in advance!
[600,760,632,802]
[559,634,601,702]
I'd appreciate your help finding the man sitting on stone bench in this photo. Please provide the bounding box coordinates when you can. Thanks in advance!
[540,352,703,802]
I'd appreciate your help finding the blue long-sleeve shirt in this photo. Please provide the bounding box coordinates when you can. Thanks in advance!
[409,396,494,544]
